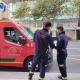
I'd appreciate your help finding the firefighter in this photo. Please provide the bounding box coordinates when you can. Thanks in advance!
[28,22,55,80]
[56,26,69,80]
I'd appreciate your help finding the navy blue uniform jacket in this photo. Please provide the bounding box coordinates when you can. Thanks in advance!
[57,31,69,56]
[33,29,55,56]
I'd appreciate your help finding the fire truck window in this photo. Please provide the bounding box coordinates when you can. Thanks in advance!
[4,27,24,44]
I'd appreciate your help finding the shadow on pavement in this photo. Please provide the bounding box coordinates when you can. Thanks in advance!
[0,66,25,72]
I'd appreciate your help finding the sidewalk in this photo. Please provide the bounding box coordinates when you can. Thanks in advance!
[0,72,80,80]
[32,73,80,80]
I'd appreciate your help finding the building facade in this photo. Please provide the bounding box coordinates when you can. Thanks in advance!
[53,18,80,40]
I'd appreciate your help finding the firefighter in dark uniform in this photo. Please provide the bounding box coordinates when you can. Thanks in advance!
[56,26,69,80]
[28,22,55,80]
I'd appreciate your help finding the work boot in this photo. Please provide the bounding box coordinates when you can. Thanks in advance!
[62,77,67,80]
[58,75,62,79]
[38,77,45,80]
[58,76,67,80]
[28,72,34,80]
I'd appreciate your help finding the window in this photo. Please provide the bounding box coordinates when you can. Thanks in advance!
[78,19,80,27]
[77,30,80,40]
[4,27,24,44]
[19,26,33,40]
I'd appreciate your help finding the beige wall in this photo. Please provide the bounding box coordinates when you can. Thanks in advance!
[52,30,76,40]
[2,0,9,4]
[0,0,9,19]
[53,19,79,40]
[65,30,76,40]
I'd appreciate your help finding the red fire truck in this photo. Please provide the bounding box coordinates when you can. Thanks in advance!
[0,20,36,71]
[0,20,53,71]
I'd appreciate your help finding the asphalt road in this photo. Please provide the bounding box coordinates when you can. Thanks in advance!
[47,41,80,73]
[0,41,80,80]
[0,41,80,73]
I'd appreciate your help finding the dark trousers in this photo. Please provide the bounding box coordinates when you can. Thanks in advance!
[31,53,47,78]
[57,53,67,77]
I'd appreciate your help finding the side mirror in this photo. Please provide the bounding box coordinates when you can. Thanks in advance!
[18,36,26,45]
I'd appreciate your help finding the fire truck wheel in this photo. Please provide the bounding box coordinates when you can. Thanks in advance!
[24,57,39,72]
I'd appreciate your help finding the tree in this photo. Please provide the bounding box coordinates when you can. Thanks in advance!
[74,0,80,5]
[73,0,80,12]
[12,1,29,18]
[73,0,80,27]
[31,0,72,19]
[12,0,75,20]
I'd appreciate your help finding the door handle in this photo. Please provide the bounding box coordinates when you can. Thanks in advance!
[4,46,9,49]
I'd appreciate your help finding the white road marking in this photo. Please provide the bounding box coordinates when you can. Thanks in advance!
[68,58,80,61]
[53,55,80,61]
[67,48,80,50]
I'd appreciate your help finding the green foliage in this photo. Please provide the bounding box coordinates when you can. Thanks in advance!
[32,0,69,19]
[74,0,80,5]
[13,1,29,18]
[12,0,76,19]
[72,0,80,14]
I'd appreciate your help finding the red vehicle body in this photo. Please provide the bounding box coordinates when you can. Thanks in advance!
[0,20,35,71]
